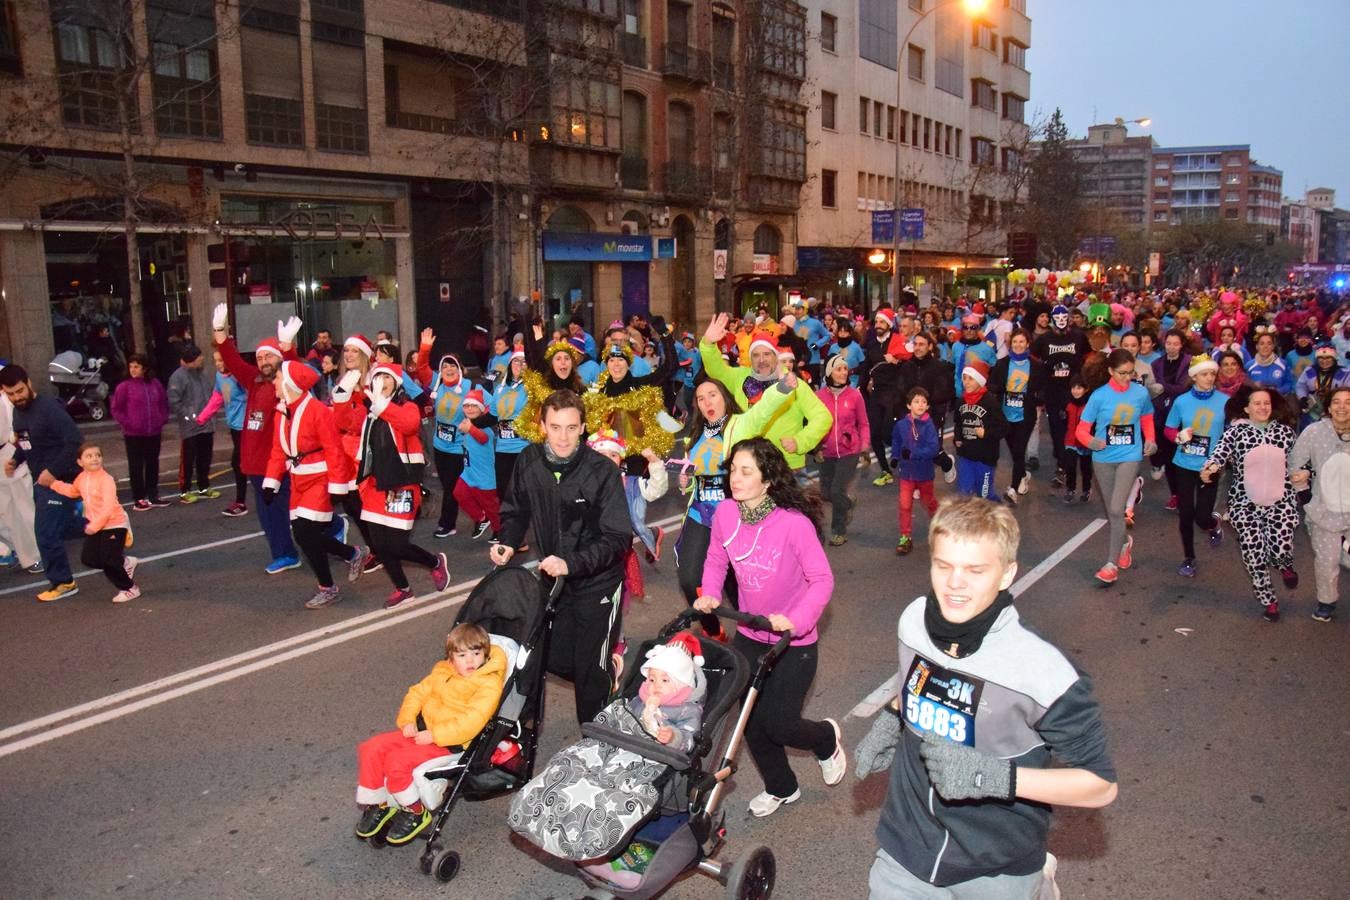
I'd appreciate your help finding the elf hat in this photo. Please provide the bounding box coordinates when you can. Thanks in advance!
[962,357,991,387]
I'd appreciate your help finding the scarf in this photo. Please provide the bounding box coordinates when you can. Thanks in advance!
[1008,350,1030,363]
[702,414,728,443]
[963,387,987,406]
[737,495,776,525]
[544,441,581,477]
[924,589,1013,659]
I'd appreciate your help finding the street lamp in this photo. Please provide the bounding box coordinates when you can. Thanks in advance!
[890,0,992,305]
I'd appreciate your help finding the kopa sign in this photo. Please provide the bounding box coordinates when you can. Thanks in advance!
[274,207,387,242]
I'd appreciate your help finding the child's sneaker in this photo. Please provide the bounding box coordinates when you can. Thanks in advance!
[347,546,369,584]
[1062,490,1076,504]
[895,535,913,555]
[384,587,415,609]
[124,556,139,582]
[304,584,341,609]
[112,585,141,604]
[355,804,397,839]
[872,472,893,487]
[384,806,431,845]
[431,553,450,592]
[471,520,491,540]
[1312,602,1335,623]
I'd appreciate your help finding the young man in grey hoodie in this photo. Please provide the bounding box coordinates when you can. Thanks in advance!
[167,344,219,503]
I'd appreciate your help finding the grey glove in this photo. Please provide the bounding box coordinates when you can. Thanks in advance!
[854,709,903,779]
[918,731,1016,801]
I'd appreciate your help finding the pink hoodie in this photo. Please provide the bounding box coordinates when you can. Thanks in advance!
[814,383,870,458]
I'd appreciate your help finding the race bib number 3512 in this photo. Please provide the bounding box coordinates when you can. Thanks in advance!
[902,655,983,746]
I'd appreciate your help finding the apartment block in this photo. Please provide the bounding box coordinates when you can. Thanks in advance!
[1149,144,1283,232]
[1067,122,1156,236]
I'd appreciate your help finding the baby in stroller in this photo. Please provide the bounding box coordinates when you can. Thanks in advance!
[508,632,707,875]
[354,623,506,845]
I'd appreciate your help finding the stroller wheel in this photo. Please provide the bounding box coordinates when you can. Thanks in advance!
[724,846,775,900]
[431,847,461,883]
[88,402,107,421]
[418,843,438,876]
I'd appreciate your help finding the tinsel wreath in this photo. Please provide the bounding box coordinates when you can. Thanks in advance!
[514,368,557,445]
[1188,294,1216,329]
[1243,293,1268,321]
[583,375,675,458]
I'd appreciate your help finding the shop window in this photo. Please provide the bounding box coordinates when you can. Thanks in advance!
[313,39,368,153]
[242,26,303,146]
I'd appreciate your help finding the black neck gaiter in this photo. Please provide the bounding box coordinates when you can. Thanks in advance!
[924,590,1014,658]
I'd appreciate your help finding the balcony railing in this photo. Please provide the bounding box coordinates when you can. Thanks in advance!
[664,161,711,200]
[712,57,735,90]
[620,155,649,190]
[619,32,646,68]
[663,44,710,82]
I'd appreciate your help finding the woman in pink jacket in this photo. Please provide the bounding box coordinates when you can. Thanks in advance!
[814,352,870,545]
[109,353,170,510]
[696,437,845,818]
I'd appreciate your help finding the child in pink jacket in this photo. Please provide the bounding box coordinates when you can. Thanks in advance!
[814,353,869,544]
[39,442,140,603]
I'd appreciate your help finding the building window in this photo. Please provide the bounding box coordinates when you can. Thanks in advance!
[820,11,836,53]
[955,127,962,158]
[753,223,782,255]
[886,106,895,141]
[859,0,897,70]
[910,0,924,10]
[907,44,924,81]
[943,123,952,155]
[1005,0,1026,12]
[971,21,997,53]
[1002,38,1026,68]
[1001,93,1024,123]
[934,8,963,96]
[149,0,223,140]
[1001,147,1022,173]
[1226,192,1239,203]
[873,100,883,137]
[971,78,995,111]
[971,137,995,166]
[242,25,303,146]
[923,117,931,151]
[859,96,869,133]
[313,39,368,153]
[552,71,622,150]
[621,90,647,189]
[1227,156,1241,166]
[820,90,836,130]
[0,1,20,75]
[822,168,837,208]
[1154,158,1170,169]
[53,21,125,129]
[1154,176,1169,187]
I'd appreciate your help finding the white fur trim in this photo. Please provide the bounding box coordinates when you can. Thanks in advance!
[749,338,777,355]
[356,785,389,806]
[261,477,282,491]
[290,461,327,475]
[290,506,334,523]
[360,509,415,530]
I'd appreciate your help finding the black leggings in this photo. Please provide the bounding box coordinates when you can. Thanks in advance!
[82,528,132,591]
[866,395,896,472]
[1044,397,1069,473]
[123,434,161,502]
[1004,412,1037,488]
[1063,452,1094,492]
[1172,465,1218,559]
[733,634,835,798]
[337,491,372,545]
[675,518,738,633]
[368,521,438,590]
[434,449,465,529]
[179,431,214,492]
[292,517,354,588]
[229,429,247,504]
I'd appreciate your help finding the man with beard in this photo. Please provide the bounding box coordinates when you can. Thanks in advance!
[861,308,908,486]
[898,332,955,439]
[0,364,83,601]
[1032,304,1090,487]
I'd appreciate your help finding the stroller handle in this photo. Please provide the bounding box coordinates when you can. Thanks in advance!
[666,607,794,658]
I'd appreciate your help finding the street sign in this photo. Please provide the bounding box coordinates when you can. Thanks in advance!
[871,210,893,243]
[439,282,451,302]
[713,249,727,280]
[899,208,925,241]
[1077,235,1117,258]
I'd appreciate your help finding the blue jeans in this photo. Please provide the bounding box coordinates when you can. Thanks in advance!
[250,475,297,561]
[624,476,655,553]
[33,483,76,585]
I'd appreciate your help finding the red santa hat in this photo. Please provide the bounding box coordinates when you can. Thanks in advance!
[255,337,284,362]
[640,631,704,689]
[280,359,318,398]
[369,362,404,390]
[462,389,487,412]
[748,331,779,355]
[509,349,526,365]
[962,357,990,387]
[874,308,897,327]
[586,427,627,458]
[344,333,373,358]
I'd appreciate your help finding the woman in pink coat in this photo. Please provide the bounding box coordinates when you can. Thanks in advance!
[814,353,869,545]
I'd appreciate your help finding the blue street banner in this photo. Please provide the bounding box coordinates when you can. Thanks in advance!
[1077,235,1117,258]
[871,210,894,244]
[656,237,677,259]
[899,208,925,241]
[543,232,652,262]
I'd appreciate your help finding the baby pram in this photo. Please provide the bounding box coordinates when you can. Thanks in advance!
[515,606,791,900]
[48,351,109,421]
[360,565,562,883]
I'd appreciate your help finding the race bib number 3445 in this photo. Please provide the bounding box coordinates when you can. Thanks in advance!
[902,655,983,746]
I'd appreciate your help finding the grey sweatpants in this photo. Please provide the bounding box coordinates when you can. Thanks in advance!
[1093,459,1141,566]
[868,848,1058,900]
[1307,518,1350,607]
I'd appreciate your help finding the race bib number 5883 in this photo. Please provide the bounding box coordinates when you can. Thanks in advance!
[902,655,983,746]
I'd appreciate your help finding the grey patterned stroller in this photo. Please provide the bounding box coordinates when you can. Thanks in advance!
[513,606,791,900]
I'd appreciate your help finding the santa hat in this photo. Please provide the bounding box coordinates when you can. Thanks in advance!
[509,349,526,365]
[586,427,627,458]
[962,358,990,387]
[641,631,705,690]
[748,331,779,355]
[280,360,318,397]
[462,389,486,411]
[369,362,404,389]
[874,308,897,327]
[1187,357,1218,378]
[255,337,284,361]
[344,333,373,358]
[961,313,982,327]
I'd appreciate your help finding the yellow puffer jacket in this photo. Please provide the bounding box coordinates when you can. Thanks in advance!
[396,645,507,748]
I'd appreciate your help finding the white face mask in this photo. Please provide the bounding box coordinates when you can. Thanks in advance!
[1052,313,1069,330]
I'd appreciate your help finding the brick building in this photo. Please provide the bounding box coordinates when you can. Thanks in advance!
[1148,144,1283,233]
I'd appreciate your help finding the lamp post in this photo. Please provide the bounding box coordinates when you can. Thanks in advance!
[1093,116,1151,287]
[890,0,991,306]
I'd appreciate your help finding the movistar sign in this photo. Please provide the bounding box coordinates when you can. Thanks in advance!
[544,233,654,262]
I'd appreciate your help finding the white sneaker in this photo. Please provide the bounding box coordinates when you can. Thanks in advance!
[747,788,800,818]
[819,718,846,786]
[123,556,139,581]
[1018,475,1031,495]
[944,463,957,485]
[1150,465,1164,481]
[112,585,141,604]
[1003,487,1019,506]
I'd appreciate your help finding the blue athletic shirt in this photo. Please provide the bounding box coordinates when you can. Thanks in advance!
[1164,389,1228,472]
[1000,358,1032,424]
[491,379,528,454]
[1082,382,1152,463]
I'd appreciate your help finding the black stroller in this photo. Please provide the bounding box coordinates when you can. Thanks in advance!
[359,565,562,883]
[532,606,792,900]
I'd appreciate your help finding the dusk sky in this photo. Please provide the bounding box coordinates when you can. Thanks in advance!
[1028,0,1350,203]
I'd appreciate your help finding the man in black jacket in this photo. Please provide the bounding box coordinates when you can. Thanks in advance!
[490,389,632,724]
[897,332,955,437]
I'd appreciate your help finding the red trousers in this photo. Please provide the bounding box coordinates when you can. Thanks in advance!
[898,479,938,537]
[356,729,449,807]
[452,481,501,533]
[622,546,644,608]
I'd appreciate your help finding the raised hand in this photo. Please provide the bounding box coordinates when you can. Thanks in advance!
[703,312,730,345]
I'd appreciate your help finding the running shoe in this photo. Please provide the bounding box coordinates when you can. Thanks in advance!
[1018,475,1031,495]
[1150,465,1164,481]
[1080,490,1092,503]
[1177,558,1196,578]
[1062,490,1076,504]
[1208,525,1223,547]
[471,520,491,540]
[1117,536,1133,570]
[132,499,152,512]
[1280,567,1299,589]
[355,804,398,839]
[1164,494,1178,512]
[37,581,79,602]
[747,789,800,818]
[363,555,384,575]
[1003,488,1018,507]
[872,472,894,487]
[431,553,450,592]
[304,585,341,609]
[384,587,415,609]
[943,462,957,485]
[828,534,848,546]
[1094,564,1118,586]
[819,719,846,786]
[22,562,44,575]
[433,526,456,539]
[197,488,221,500]
[112,585,141,604]
[347,546,369,584]
[179,491,200,505]
[1312,602,1335,623]
[265,555,302,575]
[1262,602,1280,623]
[896,535,913,555]
[221,502,248,517]
[124,556,139,582]
[146,497,171,508]
[1050,469,1066,488]
[384,807,431,845]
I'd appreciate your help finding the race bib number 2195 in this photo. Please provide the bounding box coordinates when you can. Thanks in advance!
[902,655,983,746]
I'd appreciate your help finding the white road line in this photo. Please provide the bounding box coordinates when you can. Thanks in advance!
[848,517,1107,719]
[0,511,687,756]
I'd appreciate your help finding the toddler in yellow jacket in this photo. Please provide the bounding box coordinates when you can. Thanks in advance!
[354,622,506,845]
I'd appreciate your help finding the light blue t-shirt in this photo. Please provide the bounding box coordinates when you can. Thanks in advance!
[1000,358,1032,424]
[1164,389,1228,472]
[1082,382,1153,463]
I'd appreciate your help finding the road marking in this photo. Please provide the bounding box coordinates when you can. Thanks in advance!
[848,517,1107,719]
[0,512,688,757]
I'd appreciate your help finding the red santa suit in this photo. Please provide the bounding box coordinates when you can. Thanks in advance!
[262,362,350,522]
[331,333,374,490]
[356,364,427,531]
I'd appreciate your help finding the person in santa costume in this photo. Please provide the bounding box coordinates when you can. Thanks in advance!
[262,360,364,609]
[330,331,375,548]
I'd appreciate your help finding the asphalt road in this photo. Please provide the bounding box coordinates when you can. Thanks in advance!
[2,429,1348,900]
